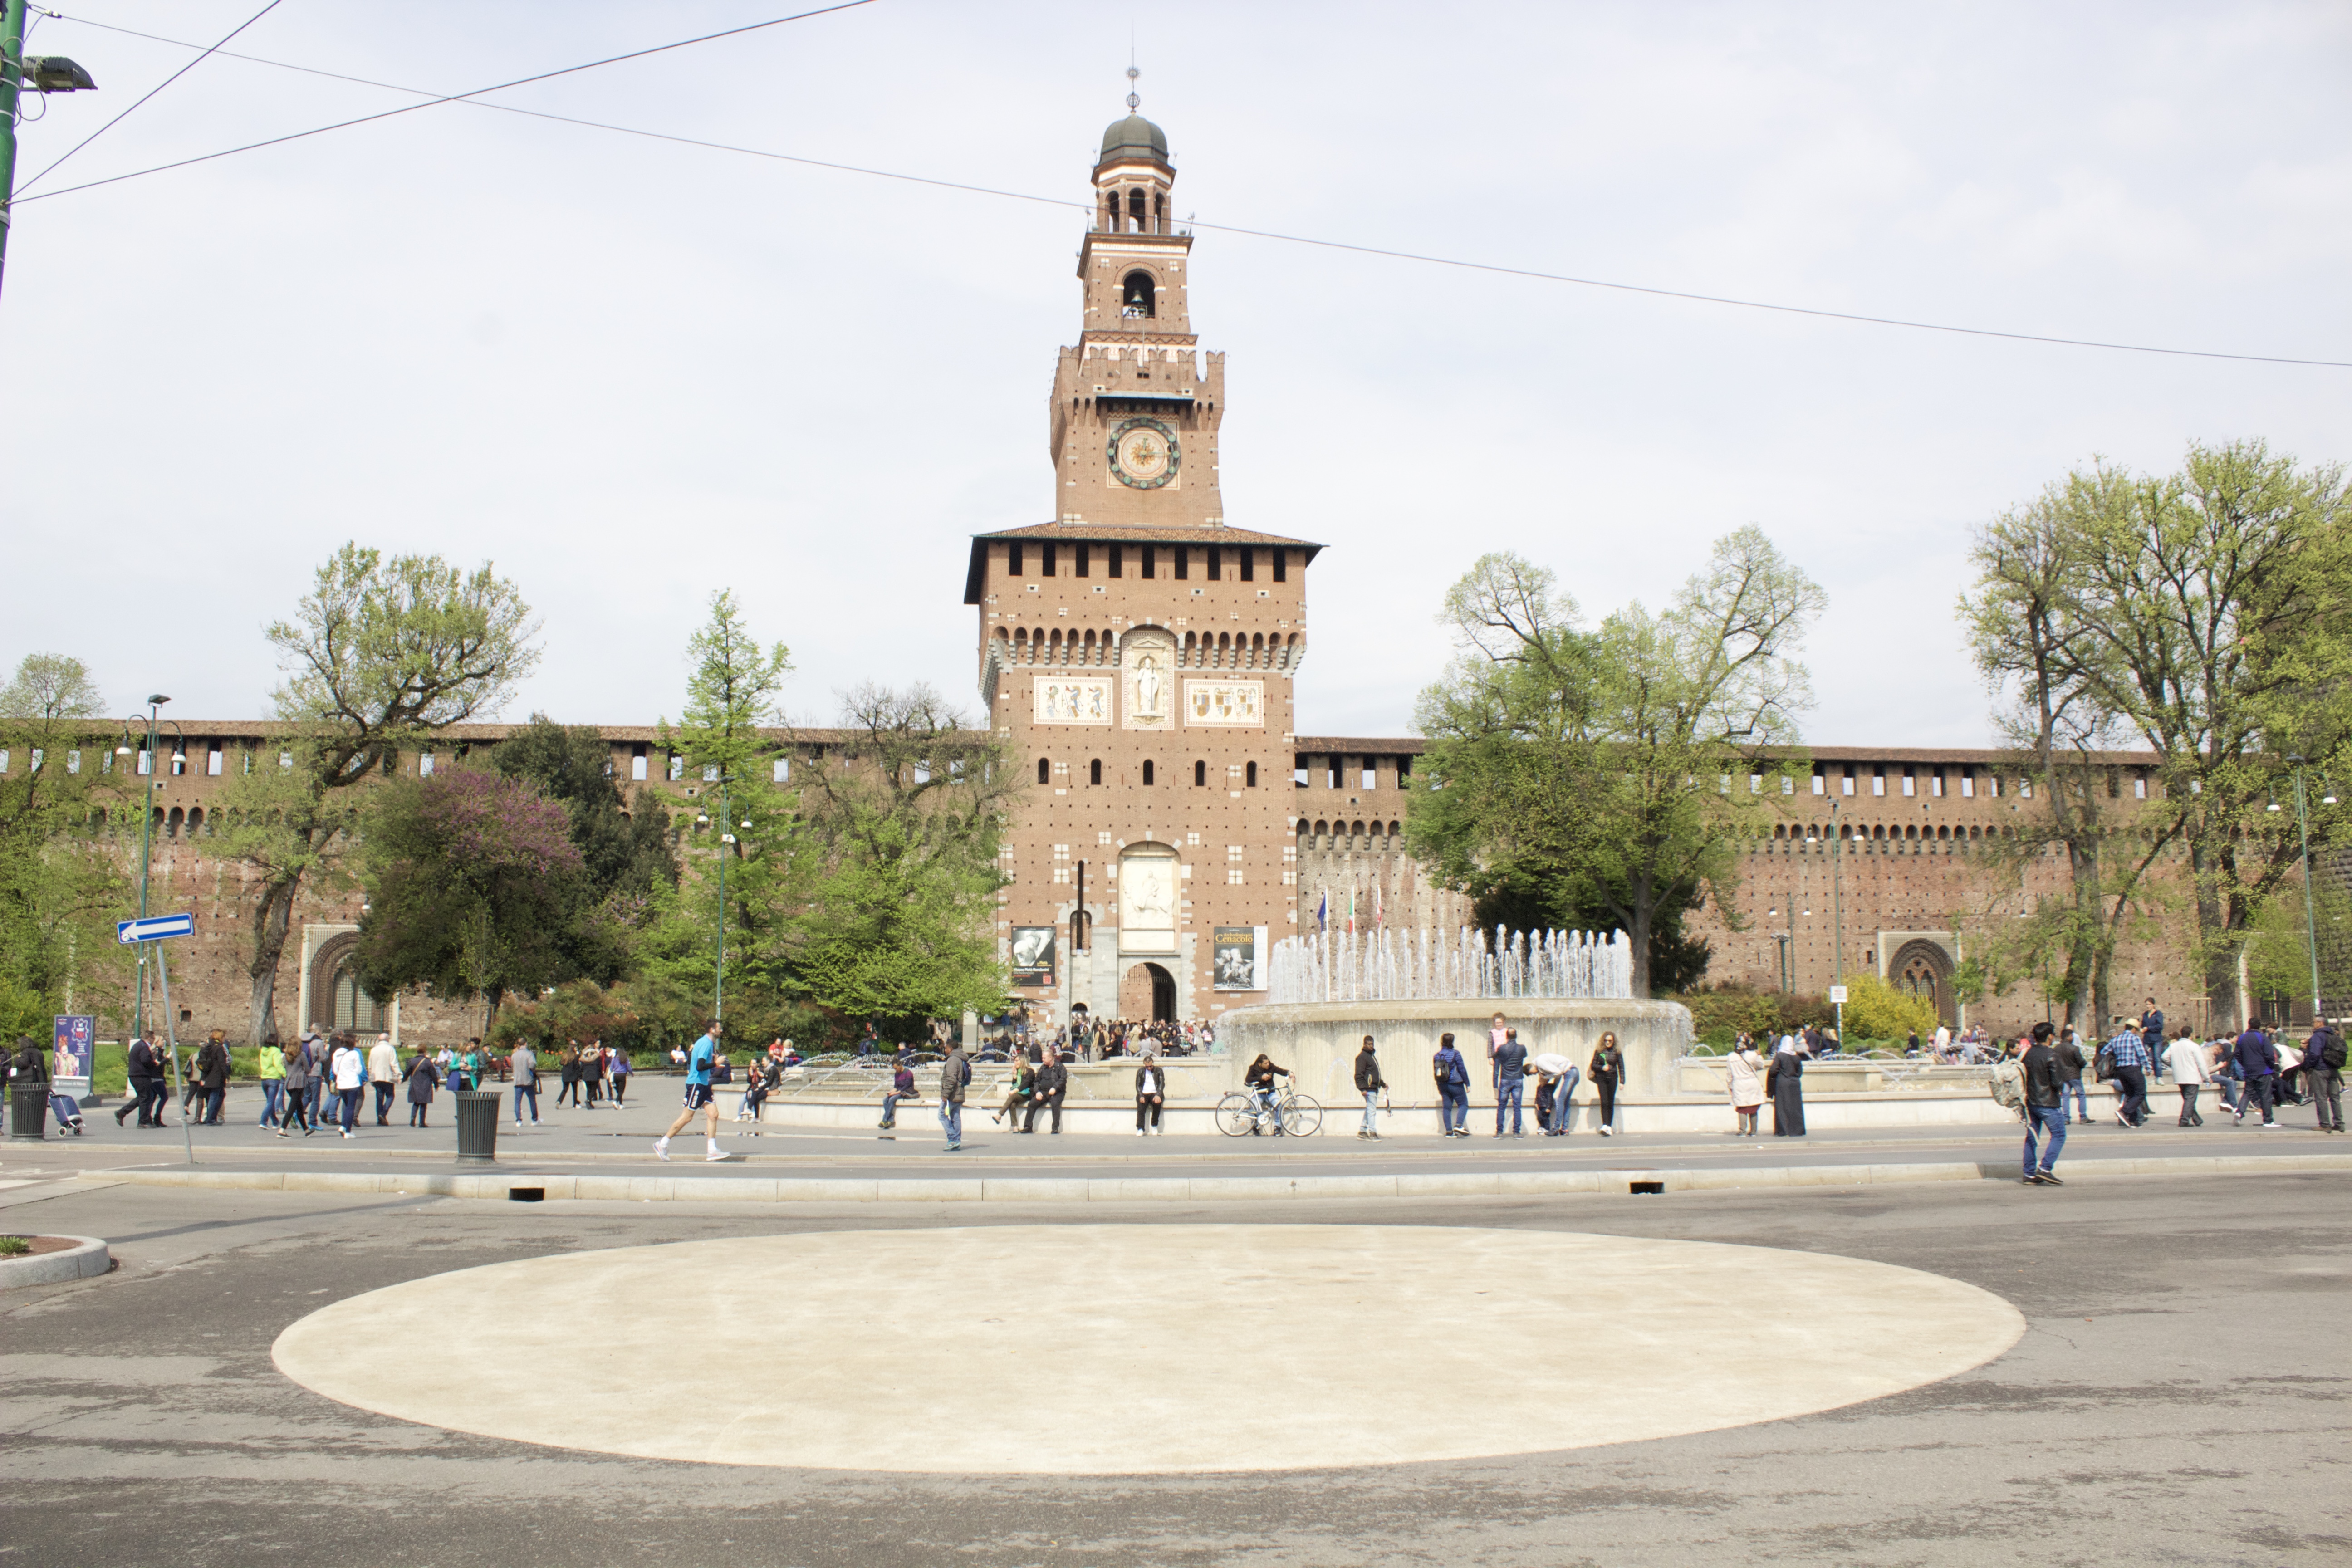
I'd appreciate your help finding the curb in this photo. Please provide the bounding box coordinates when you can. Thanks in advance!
[0,1234,113,1288]
[72,1154,2352,1205]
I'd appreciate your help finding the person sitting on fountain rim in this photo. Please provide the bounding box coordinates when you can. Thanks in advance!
[1245,1054,1290,1135]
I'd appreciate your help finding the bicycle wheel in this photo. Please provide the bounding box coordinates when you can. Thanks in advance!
[1279,1093,1322,1137]
[1215,1092,1259,1137]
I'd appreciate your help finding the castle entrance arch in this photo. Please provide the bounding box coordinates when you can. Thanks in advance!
[1888,938,1958,1029]
[1120,962,1178,1023]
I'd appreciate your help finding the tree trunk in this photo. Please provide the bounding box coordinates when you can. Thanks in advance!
[2191,842,2240,1031]
[1626,892,1655,1000]
[483,985,505,1039]
[246,872,301,1046]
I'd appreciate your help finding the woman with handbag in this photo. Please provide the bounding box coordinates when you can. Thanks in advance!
[1725,1034,1767,1136]
[1588,1033,1625,1137]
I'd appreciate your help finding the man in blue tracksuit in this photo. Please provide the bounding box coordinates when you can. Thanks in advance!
[2233,1024,2280,1129]
[1492,1028,1529,1137]
[1432,1033,1470,1137]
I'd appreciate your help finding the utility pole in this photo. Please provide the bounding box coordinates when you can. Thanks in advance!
[0,0,27,304]
[713,774,728,1033]
[0,0,96,309]
[1829,799,1844,1041]
[126,696,169,1042]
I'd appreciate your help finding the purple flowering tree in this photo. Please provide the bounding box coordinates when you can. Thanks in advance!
[353,769,608,1034]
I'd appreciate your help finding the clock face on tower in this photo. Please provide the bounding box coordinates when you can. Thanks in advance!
[1107,416,1181,489]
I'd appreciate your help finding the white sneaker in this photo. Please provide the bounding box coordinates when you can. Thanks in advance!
[705,1147,731,1161]
[653,1137,671,1161]
[1136,1128,1146,1137]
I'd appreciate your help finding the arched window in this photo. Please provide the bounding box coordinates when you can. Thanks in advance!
[1090,759,1103,786]
[1245,761,1258,787]
[1127,188,1147,231]
[165,806,184,839]
[1121,270,1156,318]
[1142,760,1155,786]
[1194,760,1207,787]
[1037,758,1050,785]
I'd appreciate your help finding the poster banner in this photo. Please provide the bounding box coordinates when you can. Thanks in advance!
[1213,926,1266,991]
[1009,926,1058,988]
[53,1014,96,1086]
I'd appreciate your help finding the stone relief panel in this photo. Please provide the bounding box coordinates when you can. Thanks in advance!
[1122,628,1175,731]
[1118,844,1179,955]
[1183,678,1264,727]
[1034,676,1113,725]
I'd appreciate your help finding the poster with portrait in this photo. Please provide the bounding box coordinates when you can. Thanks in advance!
[1009,926,1058,988]
[1213,926,1266,992]
[52,1014,94,1089]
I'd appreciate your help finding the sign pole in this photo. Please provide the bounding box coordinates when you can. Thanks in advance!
[156,941,195,1165]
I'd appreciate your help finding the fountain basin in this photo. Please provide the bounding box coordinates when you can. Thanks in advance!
[1216,997,1694,1101]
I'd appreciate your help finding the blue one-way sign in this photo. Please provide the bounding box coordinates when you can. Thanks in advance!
[117,912,195,944]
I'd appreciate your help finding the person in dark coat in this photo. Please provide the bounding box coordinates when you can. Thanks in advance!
[1587,1033,1625,1137]
[1766,1039,1807,1137]
[1134,1053,1166,1135]
[1353,1036,1388,1140]
[193,1029,231,1128]
[403,1049,441,1128]
[1025,1049,1069,1134]
[1431,1035,1470,1137]
[117,1032,165,1127]
[1492,1028,1530,1137]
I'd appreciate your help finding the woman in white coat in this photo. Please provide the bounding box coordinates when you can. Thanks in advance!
[1725,1034,1767,1136]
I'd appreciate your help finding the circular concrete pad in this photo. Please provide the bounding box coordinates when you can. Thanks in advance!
[273,1225,2023,1474]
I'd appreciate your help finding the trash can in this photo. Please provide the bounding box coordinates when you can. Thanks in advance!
[454,1089,500,1164]
[8,1084,46,1141]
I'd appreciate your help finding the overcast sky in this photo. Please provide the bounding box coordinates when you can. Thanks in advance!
[6,1,2347,748]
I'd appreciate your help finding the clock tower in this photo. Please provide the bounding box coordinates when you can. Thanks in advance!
[965,92,1320,1034]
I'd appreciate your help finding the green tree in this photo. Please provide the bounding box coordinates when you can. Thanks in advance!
[352,768,612,1033]
[781,684,1019,1027]
[491,714,677,899]
[1964,441,2352,1027]
[1407,529,1824,996]
[0,655,129,1034]
[197,545,539,1043]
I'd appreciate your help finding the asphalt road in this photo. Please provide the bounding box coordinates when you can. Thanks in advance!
[2,1173,2346,1566]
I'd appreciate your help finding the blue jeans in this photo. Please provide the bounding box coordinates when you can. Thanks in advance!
[939,1099,963,1146]
[513,1083,539,1122]
[1494,1077,1524,1134]
[1437,1083,1468,1132]
[1362,1089,1380,1134]
[338,1087,361,1132]
[259,1081,285,1126]
[2023,1103,2068,1174]
[2059,1078,2087,1120]
[1548,1070,1581,1134]
[881,1092,906,1127]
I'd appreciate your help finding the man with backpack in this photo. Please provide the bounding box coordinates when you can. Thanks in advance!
[2012,1023,2068,1185]
[2307,1021,2345,1133]
[1432,1033,1470,1137]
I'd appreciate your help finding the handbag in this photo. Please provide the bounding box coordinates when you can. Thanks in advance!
[2093,1048,2117,1083]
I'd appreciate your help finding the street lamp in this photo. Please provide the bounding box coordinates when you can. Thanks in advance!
[2287,755,2326,1025]
[0,0,101,308]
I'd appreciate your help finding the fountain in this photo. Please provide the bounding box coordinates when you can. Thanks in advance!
[1219,926,1693,1113]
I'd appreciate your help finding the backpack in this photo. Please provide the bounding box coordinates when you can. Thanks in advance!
[2093,1045,2117,1083]
[1989,1057,2028,1111]
[2320,1033,2347,1073]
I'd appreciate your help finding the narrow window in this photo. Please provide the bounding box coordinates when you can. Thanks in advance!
[1042,543,1057,577]
[2133,774,2146,799]
[1872,769,1885,797]
[1931,770,1945,797]
[1076,544,1090,578]
[1142,545,1156,579]
[1038,758,1051,784]
[1209,547,1224,580]
[208,749,223,777]
[1240,548,1255,582]
[773,757,790,783]
[1246,761,1259,787]
[632,746,648,781]
[1109,544,1123,578]
[1175,546,1189,580]
[1811,767,1824,796]
[670,755,684,781]
[1089,759,1102,786]
[1842,771,1854,795]
[1397,755,1412,784]
[1194,760,1207,787]
[1009,542,1024,576]
[1902,769,1916,797]
[419,751,436,777]
[1362,766,1377,791]
[1961,774,1975,798]
[1142,760,1155,785]
[1273,550,1287,583]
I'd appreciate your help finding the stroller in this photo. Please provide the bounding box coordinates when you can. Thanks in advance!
[47,1090,87,1136]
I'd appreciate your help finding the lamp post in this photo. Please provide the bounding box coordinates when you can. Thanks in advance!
[1829,799,1844,1041]
[115,697,176,1040]
[0,0,99,308]
[2285,755,2328,1024]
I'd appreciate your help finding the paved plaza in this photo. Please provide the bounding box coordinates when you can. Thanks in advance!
[3,1127,2347,1566]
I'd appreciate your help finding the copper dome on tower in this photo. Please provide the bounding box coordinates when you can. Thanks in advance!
[1098,112,1168,161]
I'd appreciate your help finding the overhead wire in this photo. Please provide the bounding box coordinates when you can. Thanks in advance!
[25,6,2352,371]
[15,0,878,204]
[17,0,287,193]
